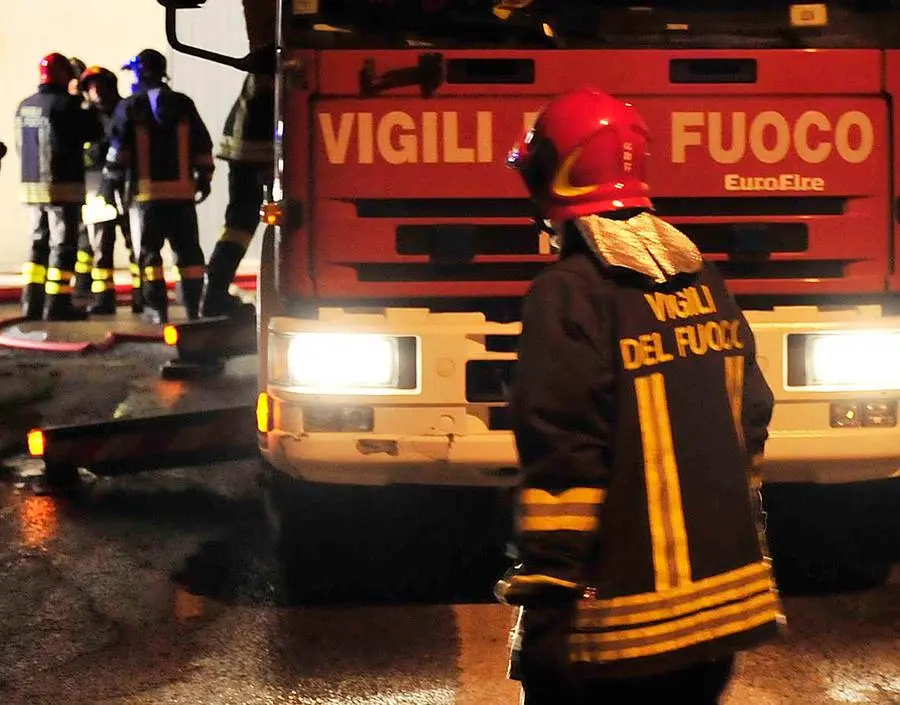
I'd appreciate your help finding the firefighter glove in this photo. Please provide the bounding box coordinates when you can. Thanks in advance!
[495,564,582,607]
[98,177,117,205]
[195,175,211,204]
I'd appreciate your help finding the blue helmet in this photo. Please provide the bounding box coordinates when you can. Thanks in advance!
[122,48,168,90]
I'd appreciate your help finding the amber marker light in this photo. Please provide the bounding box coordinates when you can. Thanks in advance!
[163,325,179,346]
[27,429,45,457]
[257,393,273,433]
[260,201,285,226]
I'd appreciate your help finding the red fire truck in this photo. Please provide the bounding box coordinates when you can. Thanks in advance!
[161,1,899,582]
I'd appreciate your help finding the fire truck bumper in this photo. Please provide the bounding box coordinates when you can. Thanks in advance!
[260,430,520,487]
[750,306,900,485]
[762,431,900,484]
[260,309,523,487]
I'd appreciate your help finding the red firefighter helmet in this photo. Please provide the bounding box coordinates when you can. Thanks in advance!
[507,87,652,221]
[39,53,75,87]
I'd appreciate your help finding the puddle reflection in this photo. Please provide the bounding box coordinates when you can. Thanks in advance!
[20,493,59,547]
[173,585,208,623]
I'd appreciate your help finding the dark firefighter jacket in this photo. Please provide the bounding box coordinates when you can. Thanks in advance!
[105,85,214,202]
[85,101,120,172]
[218,73,274,165]
[507,244,781,679]
[15,84,103,204]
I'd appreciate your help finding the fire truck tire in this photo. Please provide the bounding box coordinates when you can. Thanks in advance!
[763,482,893,593]
[37,464,82,494]
[160,359,226,380]
[259,460,515,605]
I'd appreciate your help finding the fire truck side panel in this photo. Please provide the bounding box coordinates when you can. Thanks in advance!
[280,50,316,300]
[885,50,900,294]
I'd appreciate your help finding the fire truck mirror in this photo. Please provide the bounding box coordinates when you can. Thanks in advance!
[156,0,207,8]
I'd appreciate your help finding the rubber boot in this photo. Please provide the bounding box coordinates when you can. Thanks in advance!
[141,279,169,325]
[179,277,204,321]
[21,283,45,321]
[73,249,93,309]
[44,293,89,321]
[200,241,244,318]
[89,289,117,315]
[130,262,144,314]
[73,271,93,307]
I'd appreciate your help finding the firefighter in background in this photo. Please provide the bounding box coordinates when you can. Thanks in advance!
[68,57,87,99]
[199,70,274,317]
[68,56,96,305]
[15,53,103,321]
[496,88,782,703]
[79,65,143,315]
[102,49,214,324]
[196,0,277,318]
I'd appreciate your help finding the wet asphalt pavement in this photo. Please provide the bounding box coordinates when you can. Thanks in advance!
[0,316,898,704]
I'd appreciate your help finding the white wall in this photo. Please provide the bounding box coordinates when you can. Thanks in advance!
[0,0,251,273]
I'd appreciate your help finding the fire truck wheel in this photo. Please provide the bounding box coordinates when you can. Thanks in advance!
[36,464,83,495]
[258,460,515,605]
[763,482,893,594]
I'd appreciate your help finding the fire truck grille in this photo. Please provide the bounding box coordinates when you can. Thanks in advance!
[467,359,515,404]
[352,196,847,219]
[344,197,851,286]
[357,263,546,282]
[395,222,810,259]
[465,334,519,430]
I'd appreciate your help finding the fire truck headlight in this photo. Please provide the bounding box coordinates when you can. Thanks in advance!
[269,333,419,394]
[803,331,900,389]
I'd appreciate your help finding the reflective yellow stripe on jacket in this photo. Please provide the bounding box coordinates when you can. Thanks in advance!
[510,486,606,591]
[635,372,691,591]
[217,135,273,163]
[570,563,780,662]
[725,355,745,449]
[518,487,606,533]
[134,123,195,202]
[570,371,781,664]
[19,182,86,203]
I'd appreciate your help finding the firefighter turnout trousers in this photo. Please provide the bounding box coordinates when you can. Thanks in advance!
[132,201,205,324]
[21,203,86,321]
[74,222,93,304]
[89,196,141,315]
[201,161,267,317]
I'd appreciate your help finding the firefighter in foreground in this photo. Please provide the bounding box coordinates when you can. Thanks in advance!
[199,69,274,317]
[15,53,102,321]
[103,48,215,324]
[495,88,783,703]
[79,65,143,315]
